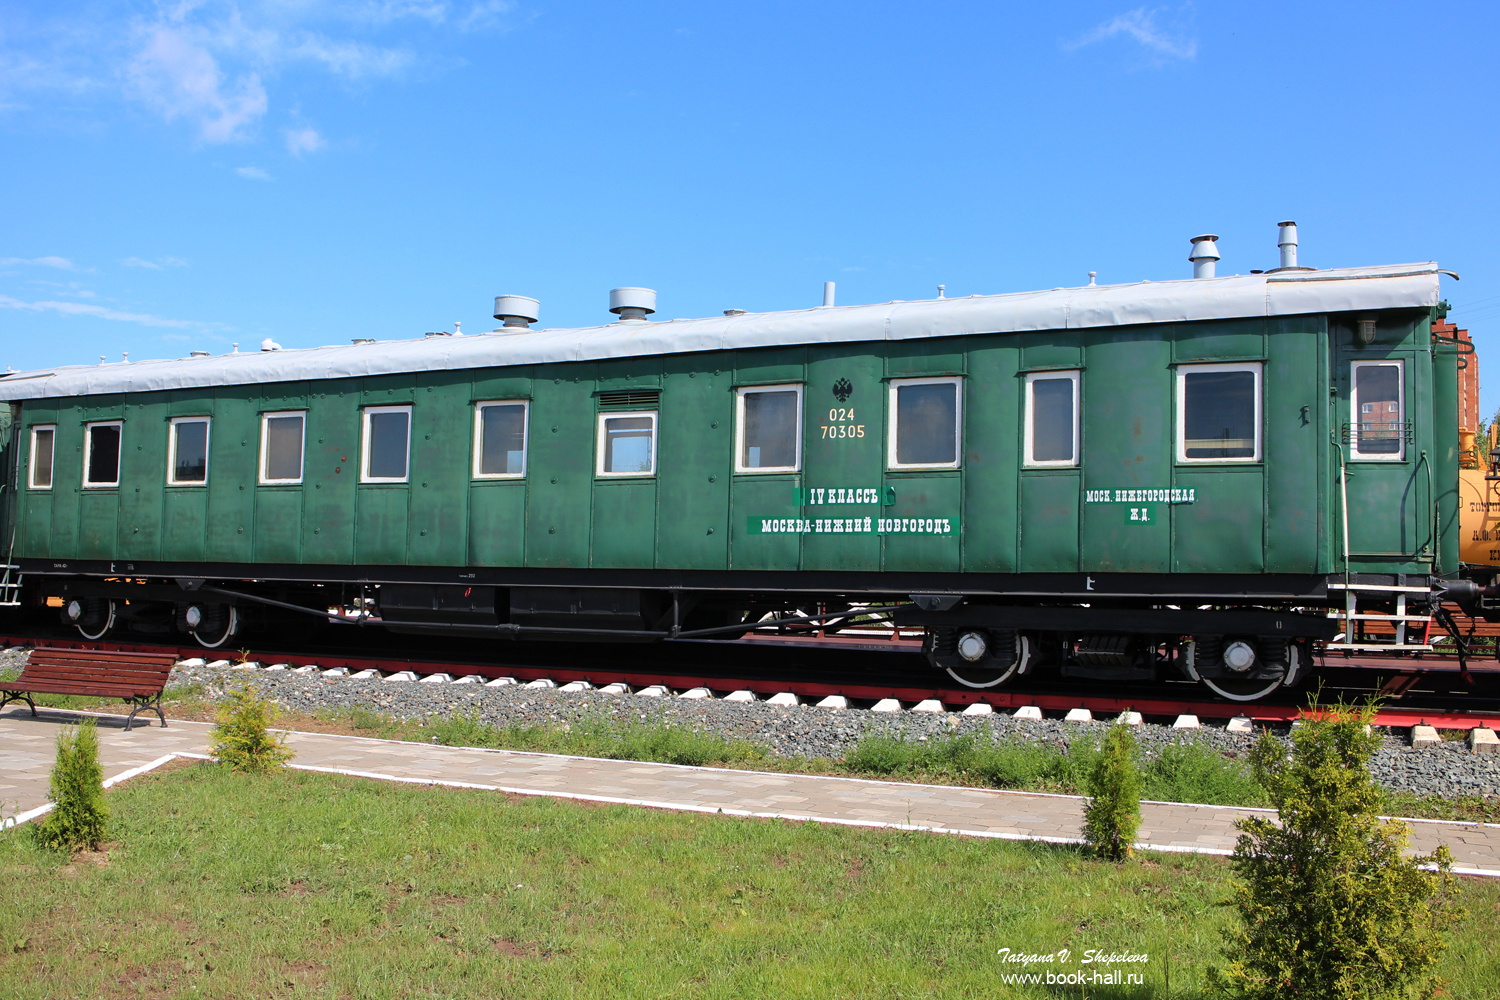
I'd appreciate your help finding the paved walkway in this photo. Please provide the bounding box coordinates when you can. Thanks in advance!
[4,707,1499,875]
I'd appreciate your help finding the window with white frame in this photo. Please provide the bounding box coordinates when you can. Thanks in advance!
[362,405,412,483]
[1350,360,1404,460]
[259,411,306,485]
[83,421,122,488]
[888,377,961,469]
[1024,371,1079,467]
[1176,363,1262,462]
[474,401,529,478]
[168,417,210,485]
[28,425,55,489]
[597,411,657,476]
[735,384,802,473]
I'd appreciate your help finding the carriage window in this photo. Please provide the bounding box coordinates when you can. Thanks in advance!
[597,412,657,476]
[362,406,412,483]
[1177,363,1261,462]
[736,384,802,473]
[474,401,528,478]
[28,425,55,489]
[83,421,122,487]
[1024,371,1079,466]
[1350,361,1404,460]
[168,417,210,485]
[259,411,306,484]
[889,377,961,469]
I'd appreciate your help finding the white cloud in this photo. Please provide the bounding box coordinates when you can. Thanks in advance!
[3,2,514,145]
[284,125,326,156]
[236,165,272,180]
[288,36,413,79]
[345,1,452,26]
[0,255,75,269]
[461,0,514,31]
[1065,7,1197,62]
[126,24,269,142]
[0,294,221,330]
[123,256,190,269]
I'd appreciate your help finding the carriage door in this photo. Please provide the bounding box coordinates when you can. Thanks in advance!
[1339,354,1422,561]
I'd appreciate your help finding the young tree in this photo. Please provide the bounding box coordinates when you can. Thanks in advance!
[39,718,109,852]
[1212,700,1464,999]
[210,684,293,772]
[1082,722,1141,862]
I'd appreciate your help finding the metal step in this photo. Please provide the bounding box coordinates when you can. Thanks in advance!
[1325,642,1435,652]
[1326,583,1432,593]
[0,566,21,608]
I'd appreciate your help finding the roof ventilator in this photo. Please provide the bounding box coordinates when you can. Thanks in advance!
[493,295,540,331]
[260,338,282,352]
[1269,221,1313,272]
[1188,235,1220,279]
[822,281,835,307]
[610,287,656,323]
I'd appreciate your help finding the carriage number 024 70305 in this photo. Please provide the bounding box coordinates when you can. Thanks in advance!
[821,408,866,439]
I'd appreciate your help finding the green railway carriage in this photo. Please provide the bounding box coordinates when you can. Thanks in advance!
[0,242,1469,702]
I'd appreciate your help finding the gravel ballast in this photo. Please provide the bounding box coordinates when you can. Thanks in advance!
[133,658,1500,802]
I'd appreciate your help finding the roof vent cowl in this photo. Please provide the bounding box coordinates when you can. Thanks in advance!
[1188,234,1220,279]
[1269,221,1314,272]
[493,295,540,330]
[609,287,656,322]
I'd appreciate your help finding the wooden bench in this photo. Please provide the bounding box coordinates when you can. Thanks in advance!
[0,647,179,730]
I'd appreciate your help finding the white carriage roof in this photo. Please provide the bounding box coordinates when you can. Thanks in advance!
[0,262,1442,401]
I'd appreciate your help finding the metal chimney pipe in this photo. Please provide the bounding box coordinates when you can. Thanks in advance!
[1188,235,1221,279]
[823,281,835,307]
[493,294,540,330]
[609,287,657,322]
[1277,221,1298,269]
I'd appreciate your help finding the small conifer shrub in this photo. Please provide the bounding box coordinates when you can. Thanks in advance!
[1082,722,1140,862]
[1212,697,1465,999]
[210,684,293,772]
[39,718,109,851]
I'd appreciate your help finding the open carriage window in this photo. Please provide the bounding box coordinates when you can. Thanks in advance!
[1177,363,1261,463]
[597,412,657,477]
[28,425,55,489]
[1350,361,1404,461]
[83,421,122,487]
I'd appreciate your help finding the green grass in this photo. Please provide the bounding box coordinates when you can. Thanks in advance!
[843,731,1269,807]
[4,763,1497,998]
[7,666,1491,822]
[316,707,1500,820]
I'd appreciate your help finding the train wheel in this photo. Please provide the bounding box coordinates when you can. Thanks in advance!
[66,598,116,640]
[186,604,240,649]
[1193,642,1298,703]
[945,633,1031,689]
[1200,675,1283,702]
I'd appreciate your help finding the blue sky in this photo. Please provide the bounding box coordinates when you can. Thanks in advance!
[3,2,1497,411]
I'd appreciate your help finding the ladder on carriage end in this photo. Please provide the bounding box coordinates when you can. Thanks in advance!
[1325,581,1435,652]
[0,564,21,607]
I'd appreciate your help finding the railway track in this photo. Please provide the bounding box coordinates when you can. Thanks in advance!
[6,620,1500,731]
